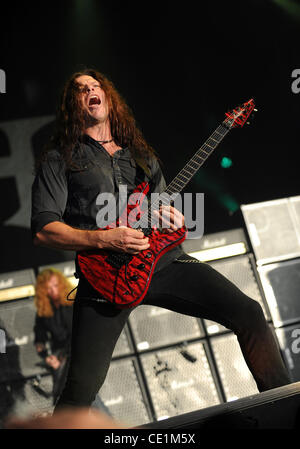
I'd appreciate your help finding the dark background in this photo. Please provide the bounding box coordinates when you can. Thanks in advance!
[0,0,300,272]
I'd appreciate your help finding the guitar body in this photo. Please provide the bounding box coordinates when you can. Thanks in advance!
[77,181,187,308]
[76,99,255,309]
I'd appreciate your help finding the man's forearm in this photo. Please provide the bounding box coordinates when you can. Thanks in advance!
[34,221,150,254]
[33,221,101,251]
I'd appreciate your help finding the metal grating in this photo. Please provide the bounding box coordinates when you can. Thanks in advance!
[210,333,258,401]
[140,341,220,420]
[112,325,132,358]
[99,357,151,427]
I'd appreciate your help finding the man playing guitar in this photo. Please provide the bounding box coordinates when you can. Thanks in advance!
[31,69,290,412]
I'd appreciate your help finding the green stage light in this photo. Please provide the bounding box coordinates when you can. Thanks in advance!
[194,171,240,214]
[221,156,233,168]
[219,193,239,213]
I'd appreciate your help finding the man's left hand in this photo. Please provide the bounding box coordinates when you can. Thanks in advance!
[154,205,185,233]
[45,355,61,370]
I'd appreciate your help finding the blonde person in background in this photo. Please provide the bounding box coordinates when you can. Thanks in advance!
[34,268,109,414]
[34,268,76,404]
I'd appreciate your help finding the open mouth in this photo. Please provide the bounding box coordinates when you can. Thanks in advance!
[88,95,101,106]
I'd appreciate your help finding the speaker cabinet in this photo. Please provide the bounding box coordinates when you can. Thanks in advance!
[275,324,300,382]
[0,298,48,382]
[139,341,221,420]
[210,333,258,401]
[204,254,270,335]
[258,259,300,328]
[0,269,35,303]
[129,305,203,351]
[241,197,300,265]
[99,357,151,427]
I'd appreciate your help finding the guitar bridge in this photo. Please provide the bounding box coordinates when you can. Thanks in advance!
[106,252,134,269]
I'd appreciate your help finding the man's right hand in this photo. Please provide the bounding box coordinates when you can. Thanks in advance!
[34,221,150,254]
[96,227,150,254]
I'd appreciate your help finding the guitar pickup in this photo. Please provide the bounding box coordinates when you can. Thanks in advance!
[106,252,133,269]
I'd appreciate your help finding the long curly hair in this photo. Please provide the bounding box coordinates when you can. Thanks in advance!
[38,68,157,170]
[34,268,75,318]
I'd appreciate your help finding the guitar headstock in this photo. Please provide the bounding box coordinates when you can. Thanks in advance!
[224,99,256,128]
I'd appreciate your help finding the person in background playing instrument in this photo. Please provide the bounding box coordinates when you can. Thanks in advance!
[31,68,290,416]
[34,268,74,405]
[33,268,109,413]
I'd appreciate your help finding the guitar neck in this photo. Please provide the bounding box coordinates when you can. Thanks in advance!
[164,121,230,197]
[134,98,255,229]
[136,120,232,229]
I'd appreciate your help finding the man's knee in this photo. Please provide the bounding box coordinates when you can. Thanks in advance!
[236,298,267,334]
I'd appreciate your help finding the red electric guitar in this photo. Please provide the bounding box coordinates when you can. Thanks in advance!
[77,99,256,308]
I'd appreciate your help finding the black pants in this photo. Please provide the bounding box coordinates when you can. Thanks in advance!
[50,353,111,414]
[55,260,291,409]
[52,357,69,405]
